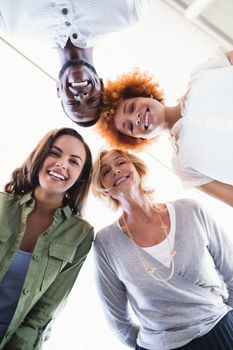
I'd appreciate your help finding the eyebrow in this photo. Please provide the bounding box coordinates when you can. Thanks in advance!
[123,102,127,114]
[100,155,124,170]
[51,145,83,162]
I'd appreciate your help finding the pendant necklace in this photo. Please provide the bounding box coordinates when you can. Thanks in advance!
[121,204,176,282]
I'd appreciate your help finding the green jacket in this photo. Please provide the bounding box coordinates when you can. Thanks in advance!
[0,192,94,350]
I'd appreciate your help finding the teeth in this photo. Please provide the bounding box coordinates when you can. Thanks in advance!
[115,177,128,186]
[145,111,150,127]
[70,81,88,87]
[49,171,65,180]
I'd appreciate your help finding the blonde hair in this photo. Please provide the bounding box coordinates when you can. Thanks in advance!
[92,148,154,210]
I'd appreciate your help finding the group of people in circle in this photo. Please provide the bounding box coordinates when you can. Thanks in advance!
[0,1,233,349]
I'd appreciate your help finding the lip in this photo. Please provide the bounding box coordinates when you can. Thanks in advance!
[67,81,92,95]
[114,175,130,187]
[48,170,67,181]
[143,107,151,130]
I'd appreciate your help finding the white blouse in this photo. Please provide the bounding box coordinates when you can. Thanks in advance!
[171,51,233,188]
[142,203,175,267]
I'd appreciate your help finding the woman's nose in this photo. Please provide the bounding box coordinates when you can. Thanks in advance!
[113,169,121,175]
[135,113,140,126]
[56,161,66,170]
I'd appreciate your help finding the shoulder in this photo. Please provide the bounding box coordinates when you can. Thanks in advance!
[95,222,117,240]
[67,214,94,239]
[0,191,18,200]
[171,198,198,210]
[188,51,230,84]
[170,199,214,243]
[171,198,206,219]
[72,214,93,228]
[94,222,118,249]
[171,198,213,225]
[178,51,230,113]
[0,192,21,207]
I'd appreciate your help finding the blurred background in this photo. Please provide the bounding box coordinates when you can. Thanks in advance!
[0,0,232,348]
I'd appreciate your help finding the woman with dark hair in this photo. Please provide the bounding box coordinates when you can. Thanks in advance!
[95,51,233,207]
[92,147,233,350]
[0,127,94,350]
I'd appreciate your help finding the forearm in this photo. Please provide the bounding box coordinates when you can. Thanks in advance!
[198,180,233,207]
[225,50,233,65]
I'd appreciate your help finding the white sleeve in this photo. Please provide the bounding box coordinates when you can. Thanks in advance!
[178,50,231,111]
[171,153,213,189]
[133,0,149,21]
[93,237,139,348]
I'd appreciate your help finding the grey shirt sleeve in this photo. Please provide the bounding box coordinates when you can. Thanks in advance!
[93,237,139,348]
[198,203,233,307]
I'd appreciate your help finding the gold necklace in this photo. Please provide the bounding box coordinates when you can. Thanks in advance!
[121,204,176,282]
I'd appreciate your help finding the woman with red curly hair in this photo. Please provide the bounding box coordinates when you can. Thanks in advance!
[95,50,233,207]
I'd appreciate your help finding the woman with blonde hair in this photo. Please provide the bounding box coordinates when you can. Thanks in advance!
[0,127,94,350]
[95,51,233,207]
[92,147,233,350]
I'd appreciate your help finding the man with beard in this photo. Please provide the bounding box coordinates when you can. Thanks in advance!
[0,0,147,126]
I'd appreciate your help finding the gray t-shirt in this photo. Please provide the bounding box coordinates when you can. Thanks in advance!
[93,199,233,349]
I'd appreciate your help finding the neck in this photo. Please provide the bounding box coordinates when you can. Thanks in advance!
[164,104,182,129]
[57,39,94,66]
[33,187,64,214]
[119,192,154,223]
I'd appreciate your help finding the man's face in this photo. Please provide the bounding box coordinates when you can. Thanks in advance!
[57,60,103,125]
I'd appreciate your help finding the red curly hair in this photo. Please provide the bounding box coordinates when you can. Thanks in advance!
[95,68,165,151]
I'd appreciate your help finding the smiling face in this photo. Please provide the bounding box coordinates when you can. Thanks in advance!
[38,135,86,198]
[99,151,141,200]
[114,97,165,138]
[57,60,103,124]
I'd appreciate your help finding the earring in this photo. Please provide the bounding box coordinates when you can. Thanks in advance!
[65,193,70,199]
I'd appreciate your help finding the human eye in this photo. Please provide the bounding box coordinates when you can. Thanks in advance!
[127,122,133,134]
[88,96,99,104]
[70,158,79,166]
[117,158,127,166]
[127,101,135,113]
[101,167,110,177]
[49,149,60,157]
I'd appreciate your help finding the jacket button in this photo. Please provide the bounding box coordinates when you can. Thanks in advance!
[23,288,29,295]
[5,331,12,338]
[33,255,39,261]
[72,33,78,39]
[61,8,68,15]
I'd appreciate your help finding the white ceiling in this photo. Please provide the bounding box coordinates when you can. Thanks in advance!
[0,1,232,349]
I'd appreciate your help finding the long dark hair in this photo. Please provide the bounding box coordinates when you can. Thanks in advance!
[5,128,93,216]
